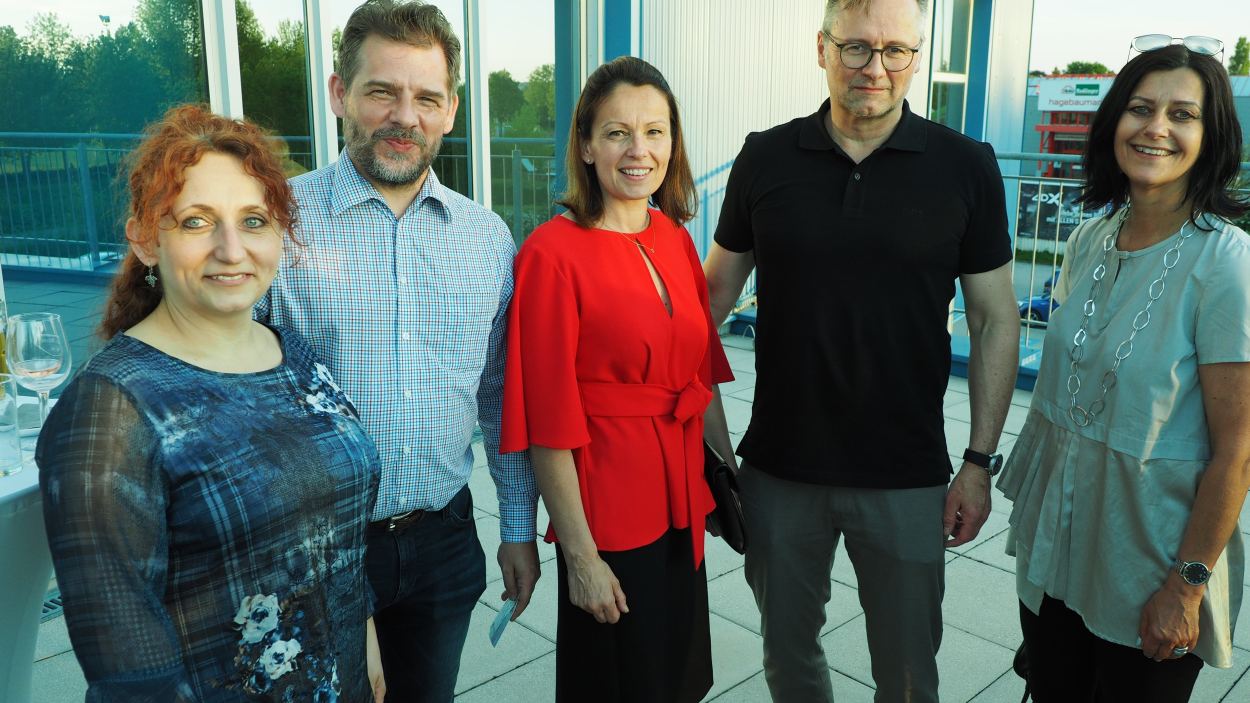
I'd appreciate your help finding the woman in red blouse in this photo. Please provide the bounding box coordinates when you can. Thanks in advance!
[500,56,735,702]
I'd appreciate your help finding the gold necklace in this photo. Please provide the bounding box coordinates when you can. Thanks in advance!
[599,213,654,253]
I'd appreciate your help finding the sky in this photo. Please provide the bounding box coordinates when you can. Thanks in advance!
[1028,0,1250,74]
[6,0,1247,78]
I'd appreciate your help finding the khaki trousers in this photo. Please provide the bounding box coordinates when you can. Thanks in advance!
[738,463,947,703]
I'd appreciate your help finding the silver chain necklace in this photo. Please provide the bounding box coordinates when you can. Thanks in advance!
[1066,209,1195,427]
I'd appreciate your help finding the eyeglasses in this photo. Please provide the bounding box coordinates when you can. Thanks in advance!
[1130,34,1224,58]
[822,31,920,72]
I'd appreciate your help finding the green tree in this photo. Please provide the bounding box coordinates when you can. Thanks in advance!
[488,70,525,133]
[1230,36,1249,75]
[1062,60,1111,75]
[516,63,555,135]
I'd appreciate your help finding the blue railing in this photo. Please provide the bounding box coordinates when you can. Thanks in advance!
[0,132,556,271]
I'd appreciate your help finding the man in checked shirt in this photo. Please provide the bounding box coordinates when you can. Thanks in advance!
[256,2,539,700]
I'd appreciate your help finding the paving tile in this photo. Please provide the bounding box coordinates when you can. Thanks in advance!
[454,651,555,702]
[707,669,876,702]
[1234,583,1250,650]
[717,370,755,398]
[455,602,555,695]
[721,396,753,436]
[468,462,500,517]
[968,669,1028,702]
[1002,403,1031,437]
[703,613,766,700]
[1010,390,1033,409]
[946,399,972,423]
[964,527,1017,574]
[942,557,1024,649]
[944,388,970,408]
[30,650,87,703]
[820,614,1015,702]
[721,345,756,371]
[707,565,861,637]
[704,534,745,580]
[1221,652,1250,701]
[727,385,754,403]
[1191,645,1250,702]
[34,614,72,662]
[943,419,973,459]
[947,376,970,394]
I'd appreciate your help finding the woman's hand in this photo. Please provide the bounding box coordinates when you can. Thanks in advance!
[366,617,386,703]
[565,552,629,624]
[1138,578,1202,661]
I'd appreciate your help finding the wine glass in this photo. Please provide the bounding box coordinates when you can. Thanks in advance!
[6,312,72,424]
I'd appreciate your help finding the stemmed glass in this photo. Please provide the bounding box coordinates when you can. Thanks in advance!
[6,312,72,424]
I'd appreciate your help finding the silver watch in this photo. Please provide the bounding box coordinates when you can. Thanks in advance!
[1174,559,1213,586]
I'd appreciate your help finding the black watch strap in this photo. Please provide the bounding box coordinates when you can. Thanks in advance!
[963,448,993,468]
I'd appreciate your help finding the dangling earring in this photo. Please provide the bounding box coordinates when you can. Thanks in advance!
[145,265,158,287]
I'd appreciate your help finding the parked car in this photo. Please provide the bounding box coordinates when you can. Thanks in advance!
[1019,269,1061,325]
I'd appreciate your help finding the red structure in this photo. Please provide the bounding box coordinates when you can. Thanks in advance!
[1033,74,1114,178]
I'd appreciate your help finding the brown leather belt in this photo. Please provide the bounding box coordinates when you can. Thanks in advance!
[369,508,429,533]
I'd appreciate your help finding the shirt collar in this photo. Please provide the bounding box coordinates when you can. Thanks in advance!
[329,150,453,221]
[798,98,927,154]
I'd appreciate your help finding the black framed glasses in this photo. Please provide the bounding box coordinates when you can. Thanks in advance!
[822,31,920,72]
[1130,34,1224,59]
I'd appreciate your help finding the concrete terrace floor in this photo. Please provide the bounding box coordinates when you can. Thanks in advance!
[10,274,1250,702]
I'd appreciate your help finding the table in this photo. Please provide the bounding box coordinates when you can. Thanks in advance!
[0,434,53,703]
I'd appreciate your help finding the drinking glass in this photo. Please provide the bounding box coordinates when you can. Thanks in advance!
[5,312,72,424]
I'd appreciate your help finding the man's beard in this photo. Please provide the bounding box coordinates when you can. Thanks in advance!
[344,120,441,186]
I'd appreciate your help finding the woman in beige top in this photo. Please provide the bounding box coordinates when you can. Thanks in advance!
[998,38,1250,701]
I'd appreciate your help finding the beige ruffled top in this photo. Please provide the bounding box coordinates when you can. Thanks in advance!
[998,211,1250,667]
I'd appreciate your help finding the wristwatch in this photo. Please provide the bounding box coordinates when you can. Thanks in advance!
[963,448,1004,477]
[1174,559,1213,586]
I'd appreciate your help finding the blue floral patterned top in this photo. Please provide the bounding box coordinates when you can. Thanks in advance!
[37,325,379,702]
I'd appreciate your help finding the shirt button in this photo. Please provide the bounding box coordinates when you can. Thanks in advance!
[402,446,411,455]
[853,172,862,181]
[398,497,407,506]
[398,275,408,285]
[401,332,411,341]
[404,389,413,399]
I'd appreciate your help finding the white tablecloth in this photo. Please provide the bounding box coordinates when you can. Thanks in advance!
[0,433,53,703]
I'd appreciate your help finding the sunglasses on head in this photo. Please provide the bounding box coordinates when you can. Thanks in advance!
[1130,34,1224,58]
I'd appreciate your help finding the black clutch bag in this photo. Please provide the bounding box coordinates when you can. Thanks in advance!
[704,441,747,555]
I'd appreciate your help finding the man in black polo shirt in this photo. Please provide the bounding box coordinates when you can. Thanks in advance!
[704,0,1020,701]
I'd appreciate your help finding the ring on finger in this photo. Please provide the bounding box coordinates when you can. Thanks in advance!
[1172,646,1190,657]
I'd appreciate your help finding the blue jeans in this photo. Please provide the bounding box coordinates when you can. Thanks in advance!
[366,485,486,703]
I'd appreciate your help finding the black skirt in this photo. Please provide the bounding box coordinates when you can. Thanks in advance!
[554,527,713,703]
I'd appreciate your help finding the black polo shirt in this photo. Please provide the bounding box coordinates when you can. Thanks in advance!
[714,99,1011,488]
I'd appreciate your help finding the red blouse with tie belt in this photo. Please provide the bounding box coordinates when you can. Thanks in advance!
[500,211,733,567]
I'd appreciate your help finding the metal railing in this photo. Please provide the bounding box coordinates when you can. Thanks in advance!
[0,132,555,271]
[990,152,1250,351]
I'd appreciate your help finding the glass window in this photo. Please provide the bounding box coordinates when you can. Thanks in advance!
[934,0,973,74]
[320,0,470,196]
[482,0,557,241]
[930,81,966,132]
[236,0,315,174]
[0,0,209,271]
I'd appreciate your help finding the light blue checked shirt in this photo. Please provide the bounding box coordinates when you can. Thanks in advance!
[257,153,536,542]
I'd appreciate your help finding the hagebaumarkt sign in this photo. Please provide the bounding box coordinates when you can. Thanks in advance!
[1037,77,1114,112]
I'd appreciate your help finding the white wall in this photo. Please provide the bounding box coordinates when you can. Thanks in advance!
[639,0,828,255]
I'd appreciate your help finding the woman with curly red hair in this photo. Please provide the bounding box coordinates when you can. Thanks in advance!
[37,105,385,702]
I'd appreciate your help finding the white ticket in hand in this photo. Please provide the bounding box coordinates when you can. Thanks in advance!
[489,598,518,647]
